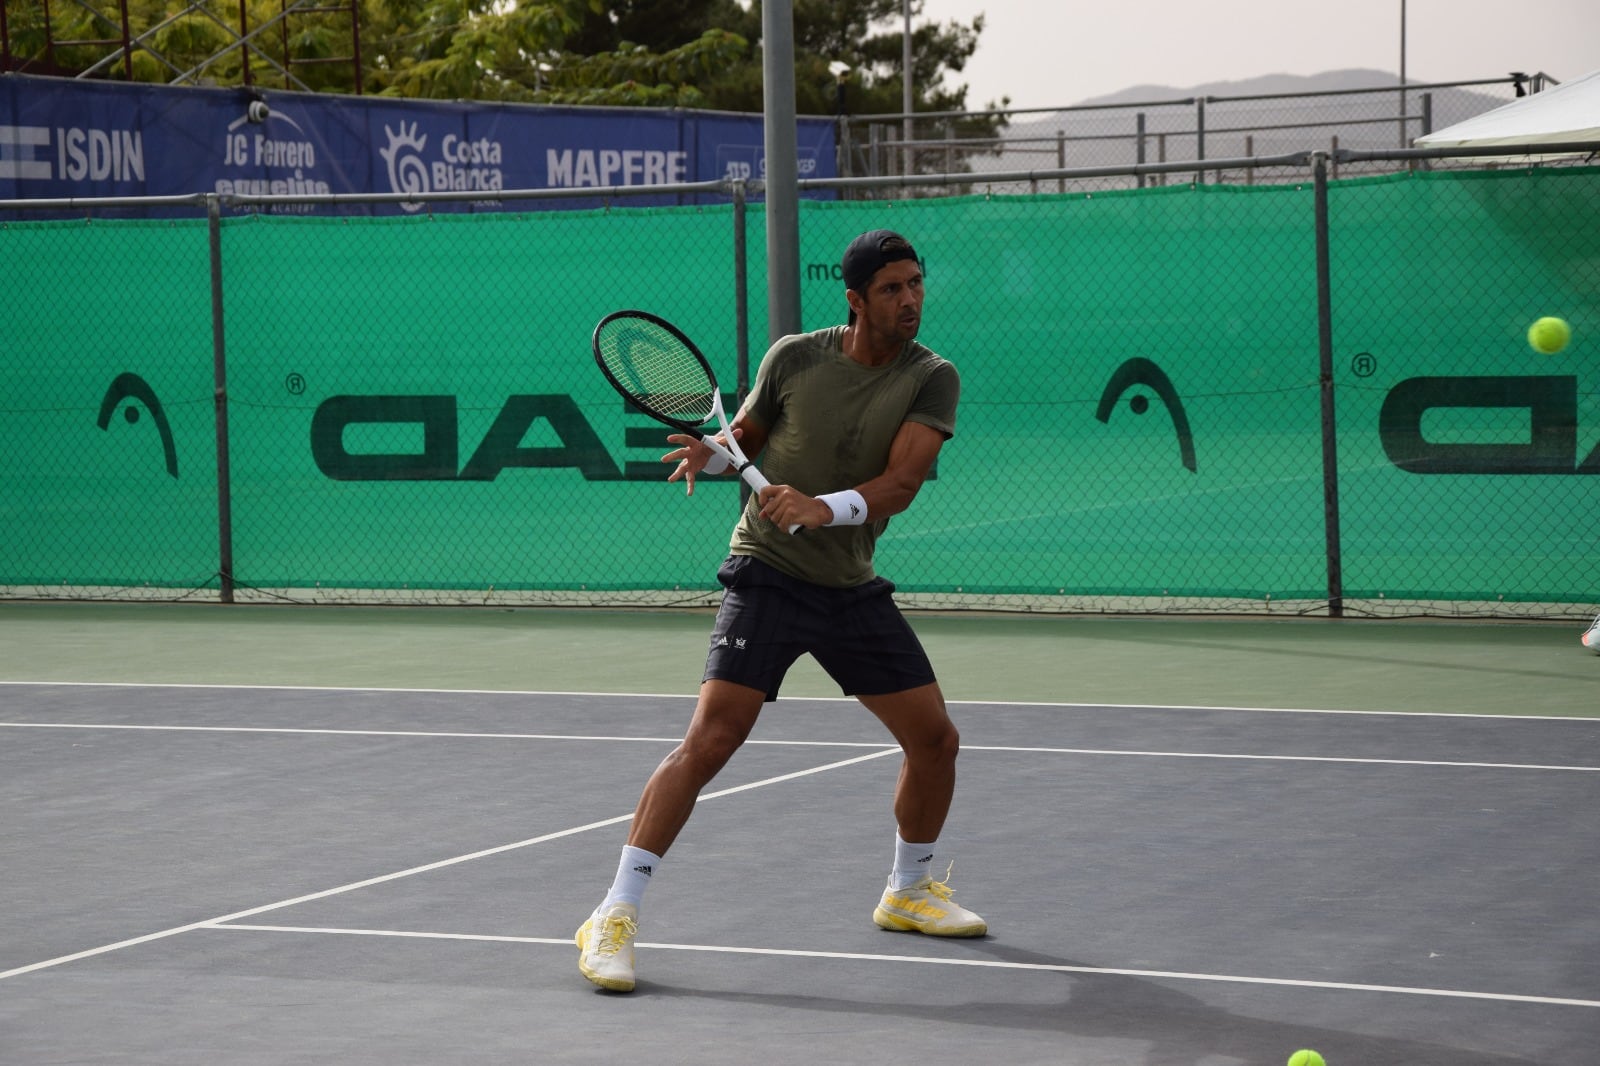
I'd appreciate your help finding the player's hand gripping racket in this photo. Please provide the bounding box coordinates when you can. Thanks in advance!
[592,310,797,532]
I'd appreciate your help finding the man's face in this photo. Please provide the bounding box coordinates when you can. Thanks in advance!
[857,258,924,342]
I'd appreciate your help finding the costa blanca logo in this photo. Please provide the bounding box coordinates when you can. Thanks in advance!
[379,122,506,212]
[380,121,430,212]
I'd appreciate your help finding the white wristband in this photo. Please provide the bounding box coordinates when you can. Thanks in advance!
[700,449,732,475]
[818,489,868,526]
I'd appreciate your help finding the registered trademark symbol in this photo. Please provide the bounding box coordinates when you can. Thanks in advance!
[285,373,306,395]
[1350,352,1377,378]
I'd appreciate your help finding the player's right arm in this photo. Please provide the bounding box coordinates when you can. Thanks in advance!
[664,410,770,495]
[665,340,784,495]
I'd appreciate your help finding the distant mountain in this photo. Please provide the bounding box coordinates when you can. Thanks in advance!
[1069,69,1409,108]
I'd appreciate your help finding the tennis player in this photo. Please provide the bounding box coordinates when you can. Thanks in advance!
[576,230,985,993]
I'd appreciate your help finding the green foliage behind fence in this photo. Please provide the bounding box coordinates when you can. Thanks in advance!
[3,166,1597,616]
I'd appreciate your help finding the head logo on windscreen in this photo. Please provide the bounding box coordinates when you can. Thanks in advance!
[1094,357,1197,473]
[379,121,430,213]
[97,372,178,478]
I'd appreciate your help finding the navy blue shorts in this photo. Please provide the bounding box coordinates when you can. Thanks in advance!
[703,555,937,702]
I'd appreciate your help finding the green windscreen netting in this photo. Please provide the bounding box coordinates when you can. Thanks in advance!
[3,166,1597,616]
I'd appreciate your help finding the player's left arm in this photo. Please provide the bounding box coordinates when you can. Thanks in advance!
[855,420,945,518]
[758,419,944,530]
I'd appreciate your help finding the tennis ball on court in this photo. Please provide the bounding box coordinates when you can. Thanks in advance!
[1527,316,1571,355]
[1287,1051,1326,1066]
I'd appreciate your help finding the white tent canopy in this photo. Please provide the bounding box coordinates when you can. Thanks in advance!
[1416,69,1600,157]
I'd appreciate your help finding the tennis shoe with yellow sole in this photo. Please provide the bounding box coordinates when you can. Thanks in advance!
[1583,611,1600,654]
[575,901,639,992]
[873,868,987,937]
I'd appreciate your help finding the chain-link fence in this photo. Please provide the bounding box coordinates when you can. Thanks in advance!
[849,76,1561,195]
[4,146,1598,618]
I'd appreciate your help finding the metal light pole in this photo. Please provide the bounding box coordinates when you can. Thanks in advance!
[902,0,913,177]
[762,0,801,339]
[1398,0,1408,147]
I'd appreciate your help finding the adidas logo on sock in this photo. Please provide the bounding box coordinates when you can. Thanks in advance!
[917,854,934,864]
[632,864,654,877]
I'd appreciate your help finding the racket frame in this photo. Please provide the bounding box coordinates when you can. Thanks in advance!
[591,309,769,493]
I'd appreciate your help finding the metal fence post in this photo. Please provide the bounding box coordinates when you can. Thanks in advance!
[1417,92,1433,172]
[733,181,750,400]
[733,180,753,515]
[206,194,235,604]
[1312,153,1344,618]
[1135,112,1146,189]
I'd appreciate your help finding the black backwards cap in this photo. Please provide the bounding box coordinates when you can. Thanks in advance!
[841,229,919,292]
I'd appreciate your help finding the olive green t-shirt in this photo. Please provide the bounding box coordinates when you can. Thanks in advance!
[727,325,960,587]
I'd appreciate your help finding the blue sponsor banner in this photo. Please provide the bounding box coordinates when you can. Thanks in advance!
[0,74,836,212]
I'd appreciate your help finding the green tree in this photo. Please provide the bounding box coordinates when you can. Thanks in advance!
[720,1,1000,118]
[4,0,374,91]
[362,0,753,106]
[4,1,1006,150]
[764,0,1009,176]
[551,1,1009,171]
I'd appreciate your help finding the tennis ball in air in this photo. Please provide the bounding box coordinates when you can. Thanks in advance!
[1527,316,1571,355]
[1287,1051,1327,1066]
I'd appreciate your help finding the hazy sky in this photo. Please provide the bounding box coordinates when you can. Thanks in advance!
[914,0,1600,110]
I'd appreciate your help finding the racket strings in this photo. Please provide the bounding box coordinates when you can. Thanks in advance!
[597,324,715,424]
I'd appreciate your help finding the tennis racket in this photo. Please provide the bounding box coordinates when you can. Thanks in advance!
[592,310,797,532]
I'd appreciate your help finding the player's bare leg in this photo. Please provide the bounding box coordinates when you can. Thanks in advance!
[578,679,766,991]
[626,679,767,856]
[859,682,959,841]
[861,682,986,937]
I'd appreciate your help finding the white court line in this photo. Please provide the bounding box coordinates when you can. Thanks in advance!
[0,747,898,983]
[0,679,1593,721]
[968,745,1600,773]
[0,721,1593,772]
[0,722,890,749]
[209,922,1600,1010]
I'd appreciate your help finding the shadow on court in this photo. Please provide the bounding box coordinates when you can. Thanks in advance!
[638,940,1547,1066]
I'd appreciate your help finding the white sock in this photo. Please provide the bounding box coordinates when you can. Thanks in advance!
[603,845,661,909]
[891,833,938,889]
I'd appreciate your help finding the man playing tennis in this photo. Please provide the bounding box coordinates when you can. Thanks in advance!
[576,229,984,993]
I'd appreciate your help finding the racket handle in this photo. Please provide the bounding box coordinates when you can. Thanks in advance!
[737,465,800,535]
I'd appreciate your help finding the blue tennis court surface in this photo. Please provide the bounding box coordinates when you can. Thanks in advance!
[3,681,1596,1064]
